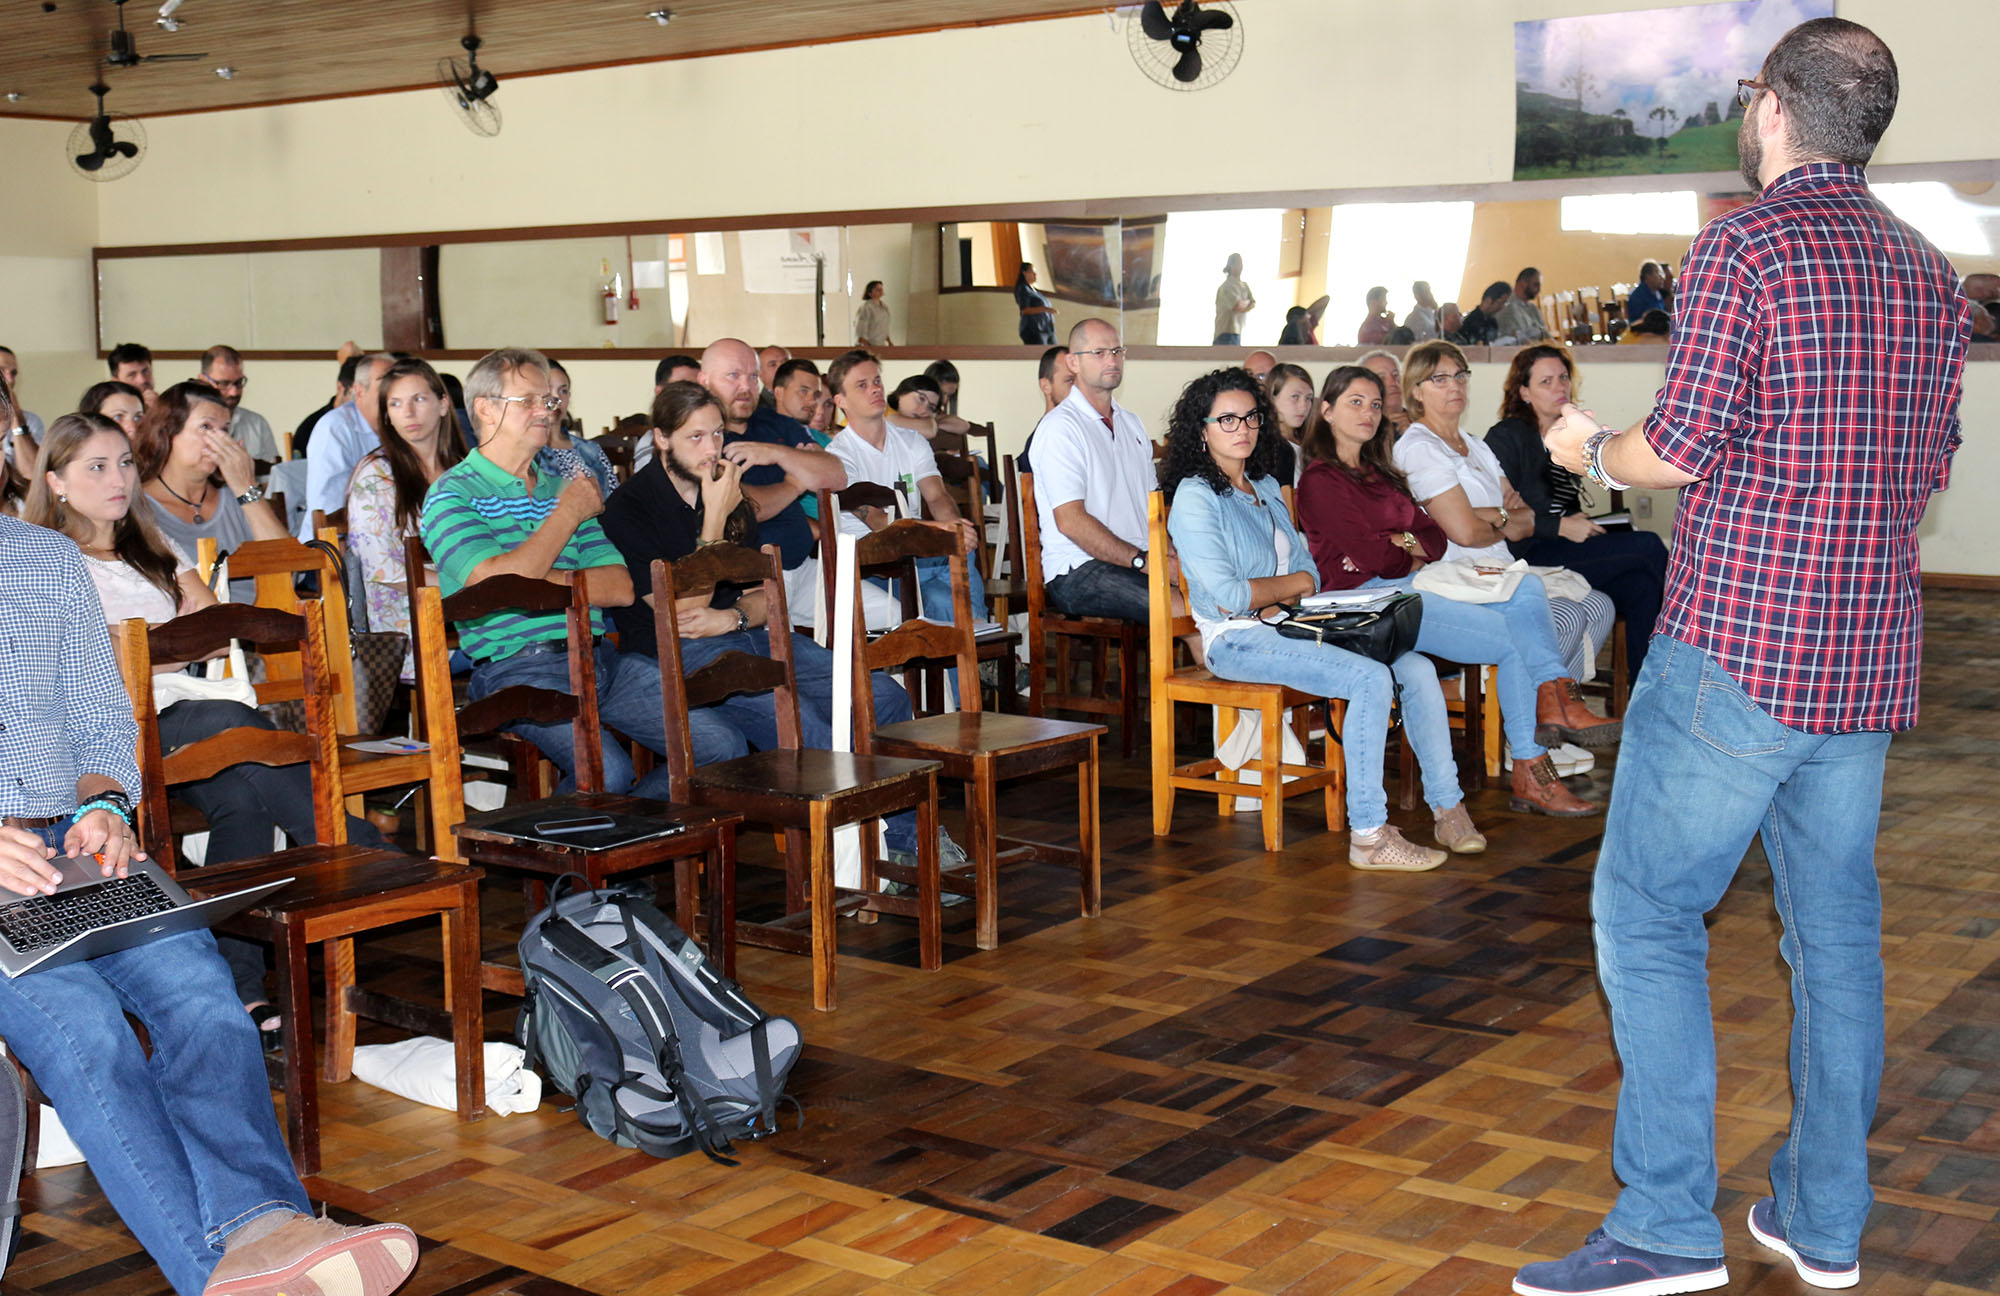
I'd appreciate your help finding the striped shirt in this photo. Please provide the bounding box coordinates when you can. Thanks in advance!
[0,517,141,817]
[1646,163,1968,733]
[419,449,623,662]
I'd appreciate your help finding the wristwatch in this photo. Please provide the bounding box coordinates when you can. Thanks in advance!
[733,605,748,633]
[1495,506,1510,531]
[235,483,266,506]
[1129,553,1147,571]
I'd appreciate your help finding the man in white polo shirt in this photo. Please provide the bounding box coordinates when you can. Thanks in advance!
[1032,318,1157,625]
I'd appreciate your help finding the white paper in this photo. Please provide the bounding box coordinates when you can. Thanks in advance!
[633,258,667,290]
[738,227,841,295]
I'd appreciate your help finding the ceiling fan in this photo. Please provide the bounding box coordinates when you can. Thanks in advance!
[106,0,206,67]
[67,81,147,182]
[1129,1,1242,90]
[436,31,502,137]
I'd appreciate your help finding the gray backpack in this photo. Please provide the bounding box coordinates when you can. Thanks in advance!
[517,880,801,1163]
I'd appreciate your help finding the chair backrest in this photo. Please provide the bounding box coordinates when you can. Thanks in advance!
[652,544,799,801]
[118,600,347,872]
[311,507,349,538]
[440,570,607,792]
[1145,491,1196,676]
[594,431,640,483]
[1001,453,1026,585]
[210,536,360,733]
[929,425,969,456]
[850,521,980,752]
[813,482,912,636]
[1018,470,1057,635]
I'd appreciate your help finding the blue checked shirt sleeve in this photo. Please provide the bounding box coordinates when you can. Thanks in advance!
[60,551,141,799]
[1643,222,1759,480]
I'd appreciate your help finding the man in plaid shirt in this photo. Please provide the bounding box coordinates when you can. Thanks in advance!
[1518,19,1968,1296]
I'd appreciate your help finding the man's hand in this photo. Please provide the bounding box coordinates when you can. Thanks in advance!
[699,458,744,527]
[956,517,980,556]
[0,826,60,896]
[1547,402,1602,475]
[1559,512,1607,542]
[556,473,605,523]
[66,809,144,879]
[722,441,783,470]
[676,605,739,639]
[206,430,259,496]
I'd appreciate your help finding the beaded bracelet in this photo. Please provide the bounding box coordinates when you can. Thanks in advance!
[76,793,135,827]
[1583,428,1632,492]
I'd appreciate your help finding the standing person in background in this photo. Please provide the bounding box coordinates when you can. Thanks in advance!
[855,280,893,347]
[1516,19,1966,1296]
[1213,253,1254,345]
[1015,263,1058,345]
[198,345,280,469]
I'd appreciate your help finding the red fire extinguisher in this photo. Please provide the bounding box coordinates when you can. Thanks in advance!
[602,281,619,325]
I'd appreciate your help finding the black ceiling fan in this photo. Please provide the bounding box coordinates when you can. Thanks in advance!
[67,80,147,181]
[106,0,206,68]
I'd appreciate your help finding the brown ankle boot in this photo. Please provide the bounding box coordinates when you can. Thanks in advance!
[1509,753,1601,817]
[1534,679,1623,749]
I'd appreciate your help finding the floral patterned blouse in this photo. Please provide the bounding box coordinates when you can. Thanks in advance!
[344,452,419,677]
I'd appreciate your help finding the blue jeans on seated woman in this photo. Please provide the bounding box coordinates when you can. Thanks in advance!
[1202,624,1461,833]
[1361,572,1569,761]
[469,641,749,802]
[0,825,309,1295]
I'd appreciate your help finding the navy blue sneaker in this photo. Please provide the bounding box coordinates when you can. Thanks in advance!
[1747,1197,1860,1289]
[1513,1229,1727,1296]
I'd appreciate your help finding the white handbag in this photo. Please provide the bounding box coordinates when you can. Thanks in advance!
[1412,558,1528,604]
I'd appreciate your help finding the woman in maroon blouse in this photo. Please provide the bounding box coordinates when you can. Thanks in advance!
[1295,365,1599,816]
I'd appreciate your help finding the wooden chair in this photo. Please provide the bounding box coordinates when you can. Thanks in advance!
[853,519,1103,951]
[930,451,993,580]
[1146,492,1345,853]
[1018,470,1141,758]
[984,453,1028,623]
[119,600,484,1178]
[655,544,944,1012]
[592,431,640,483]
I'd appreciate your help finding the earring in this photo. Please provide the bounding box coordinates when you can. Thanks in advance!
[56,493,67,504]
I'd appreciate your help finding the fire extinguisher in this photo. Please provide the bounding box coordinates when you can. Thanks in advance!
[602,281,620,325]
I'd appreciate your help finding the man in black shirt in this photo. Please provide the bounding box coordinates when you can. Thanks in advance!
[1456,281,1511,346]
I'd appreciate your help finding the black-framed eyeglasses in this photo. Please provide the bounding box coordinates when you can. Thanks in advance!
[1736,78,1771,107]
[1203,411,1264,432]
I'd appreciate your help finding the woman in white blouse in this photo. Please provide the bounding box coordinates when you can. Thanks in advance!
[27,413,378,1037]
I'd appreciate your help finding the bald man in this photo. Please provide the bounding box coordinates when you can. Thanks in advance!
[756,344,791,409]
[1242,350,1278,383]
[695,339,844,579]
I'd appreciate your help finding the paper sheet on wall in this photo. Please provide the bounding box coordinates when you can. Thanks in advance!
[739,227,841,294]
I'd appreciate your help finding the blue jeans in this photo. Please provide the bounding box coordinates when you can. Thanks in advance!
[1203,624,1461,832]
[1365,573,1567,760]
[1045,559,1149,624]
[1523,529,1669,681]
[1593,636,1890,1265]
[674,629,921,854]
[470,642,748,800]
[1213,332,1242,346]
[911,556,988,624]
[0,825,308,1294]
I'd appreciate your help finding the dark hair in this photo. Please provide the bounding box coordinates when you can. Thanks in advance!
[439,370,467,412]
[1515,266,1540,285]
[1284,305,1308,325]
[825,348,877,398]
[1014,262,1034,285]
[1498,344,1576,425]
[1762,17,1897,166]
[130,381,229,481]
[78,379,144,417]
[372,358,464,534]
[25,413,182,607]
[1638,260,1663,280]
[0,345,14,358]
[1038,346,1069,384]
[199,344,242,371]
[771,357,820,390]
[1264,362,1315,433]
[649,381,752,545]
[0,371,23,509]
[889,373,943,414]
[1385,326,1416,346]
[654,353,700,386]
[1633,309,1671,335]
[921,360,960,409]
[107,342,152,375]
[546,358,569,378]
[1157,367,1285,504]
[1481,281,1511,307]
[863,280,883,298]
[1299,366,1409,495]
[331,353,364,390]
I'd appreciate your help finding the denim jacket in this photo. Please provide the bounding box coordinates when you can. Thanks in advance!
[1164,474,1322,625]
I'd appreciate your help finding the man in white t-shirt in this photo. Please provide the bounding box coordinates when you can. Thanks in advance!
[1031,318,1158,625]
[825,349,989,626]
[1213,254,1255,345]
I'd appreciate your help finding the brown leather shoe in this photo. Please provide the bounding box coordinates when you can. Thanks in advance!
[1509,753,1601,817]
[1535,679,1623,749]
[205,1213,418,1296]
[1433,803,1487,854]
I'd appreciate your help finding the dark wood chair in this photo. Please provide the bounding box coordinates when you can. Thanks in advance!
[654,544,944,1012]
[1018,469,1141,758]
[119,600,485,1177]
[852,520,1104,951]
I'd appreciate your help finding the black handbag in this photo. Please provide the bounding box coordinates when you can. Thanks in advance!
[1271,591,1423,663]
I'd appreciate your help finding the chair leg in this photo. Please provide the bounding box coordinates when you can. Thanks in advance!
[709,829,737,980]
[1260,702,1283,853]
[1150,693,1176,838]
[807,804,837,1012]
[443,882,485,1123]
[1325,699,1346,834]
[275,930,319,1178]
[1119,631,1141,760]
[915,776,942,973]
[1215,706,1241,817]
[1462,665,1485,796]
[970,766,1000,951]
[1079,736,1101,919]
[322,937,355,1085]
[783,828,809,916]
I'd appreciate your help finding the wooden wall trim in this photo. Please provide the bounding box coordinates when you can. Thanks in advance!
[1922,573,2000,592]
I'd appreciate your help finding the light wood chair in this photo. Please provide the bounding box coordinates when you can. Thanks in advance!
[1018,469,1141,758]
[852,519,1103,951]
[655,544,944,1012]
[1145,491,1344,853]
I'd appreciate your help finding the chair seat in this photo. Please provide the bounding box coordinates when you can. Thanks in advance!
[183,843,478,921]
[1165,667,1320,709]
[692,748,940,802]
[874,710,1105,758]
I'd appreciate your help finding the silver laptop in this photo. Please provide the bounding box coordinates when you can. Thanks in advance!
[0,856,292,978]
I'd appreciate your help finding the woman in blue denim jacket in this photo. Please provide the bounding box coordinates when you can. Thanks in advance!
[1159,368,1484,871]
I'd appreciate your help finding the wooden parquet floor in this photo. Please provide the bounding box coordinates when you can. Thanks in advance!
[9,591,1999,1295]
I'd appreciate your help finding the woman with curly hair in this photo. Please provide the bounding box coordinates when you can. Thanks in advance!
[1296,366,1599,815]
[1158,366,1480,871]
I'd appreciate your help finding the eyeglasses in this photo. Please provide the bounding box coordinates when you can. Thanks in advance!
[1073,347,1126,360]
[1736,77,1771,107]
[1203,411,1264,432]
[1425,370,1472,387]
[483,392,562,413]
[207,376,248,392]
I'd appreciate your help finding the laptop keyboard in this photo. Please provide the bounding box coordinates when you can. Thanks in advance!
[0,874,178,953]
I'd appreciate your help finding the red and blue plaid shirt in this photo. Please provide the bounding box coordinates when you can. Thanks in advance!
[1646,163,1968,733]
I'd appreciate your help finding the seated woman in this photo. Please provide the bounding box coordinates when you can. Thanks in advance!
[1158,366,1481,872]
[28,413,382,1030]
[133,381,289,602]
[345,357,464,674]
[1389,340,1620,696]
[79,378,147,438]
[545,358,617,497]
[1296,367,1600,816]
[1483,345,1669,682]
[0,371,30,515]
[1263,361,1314,491]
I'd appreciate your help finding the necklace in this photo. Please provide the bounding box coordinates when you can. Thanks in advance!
[157,476,211,523]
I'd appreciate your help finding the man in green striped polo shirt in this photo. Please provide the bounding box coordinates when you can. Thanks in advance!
[420,347,746,795]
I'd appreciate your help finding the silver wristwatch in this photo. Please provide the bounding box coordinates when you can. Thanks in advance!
[236,483,267,506]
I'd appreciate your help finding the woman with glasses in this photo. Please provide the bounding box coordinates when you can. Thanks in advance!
[1296,366,1601,815]
[1159,366,1480,872]
[345,358,465,672]
[1391,341,1620,707]
[1483,345,1669,684]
